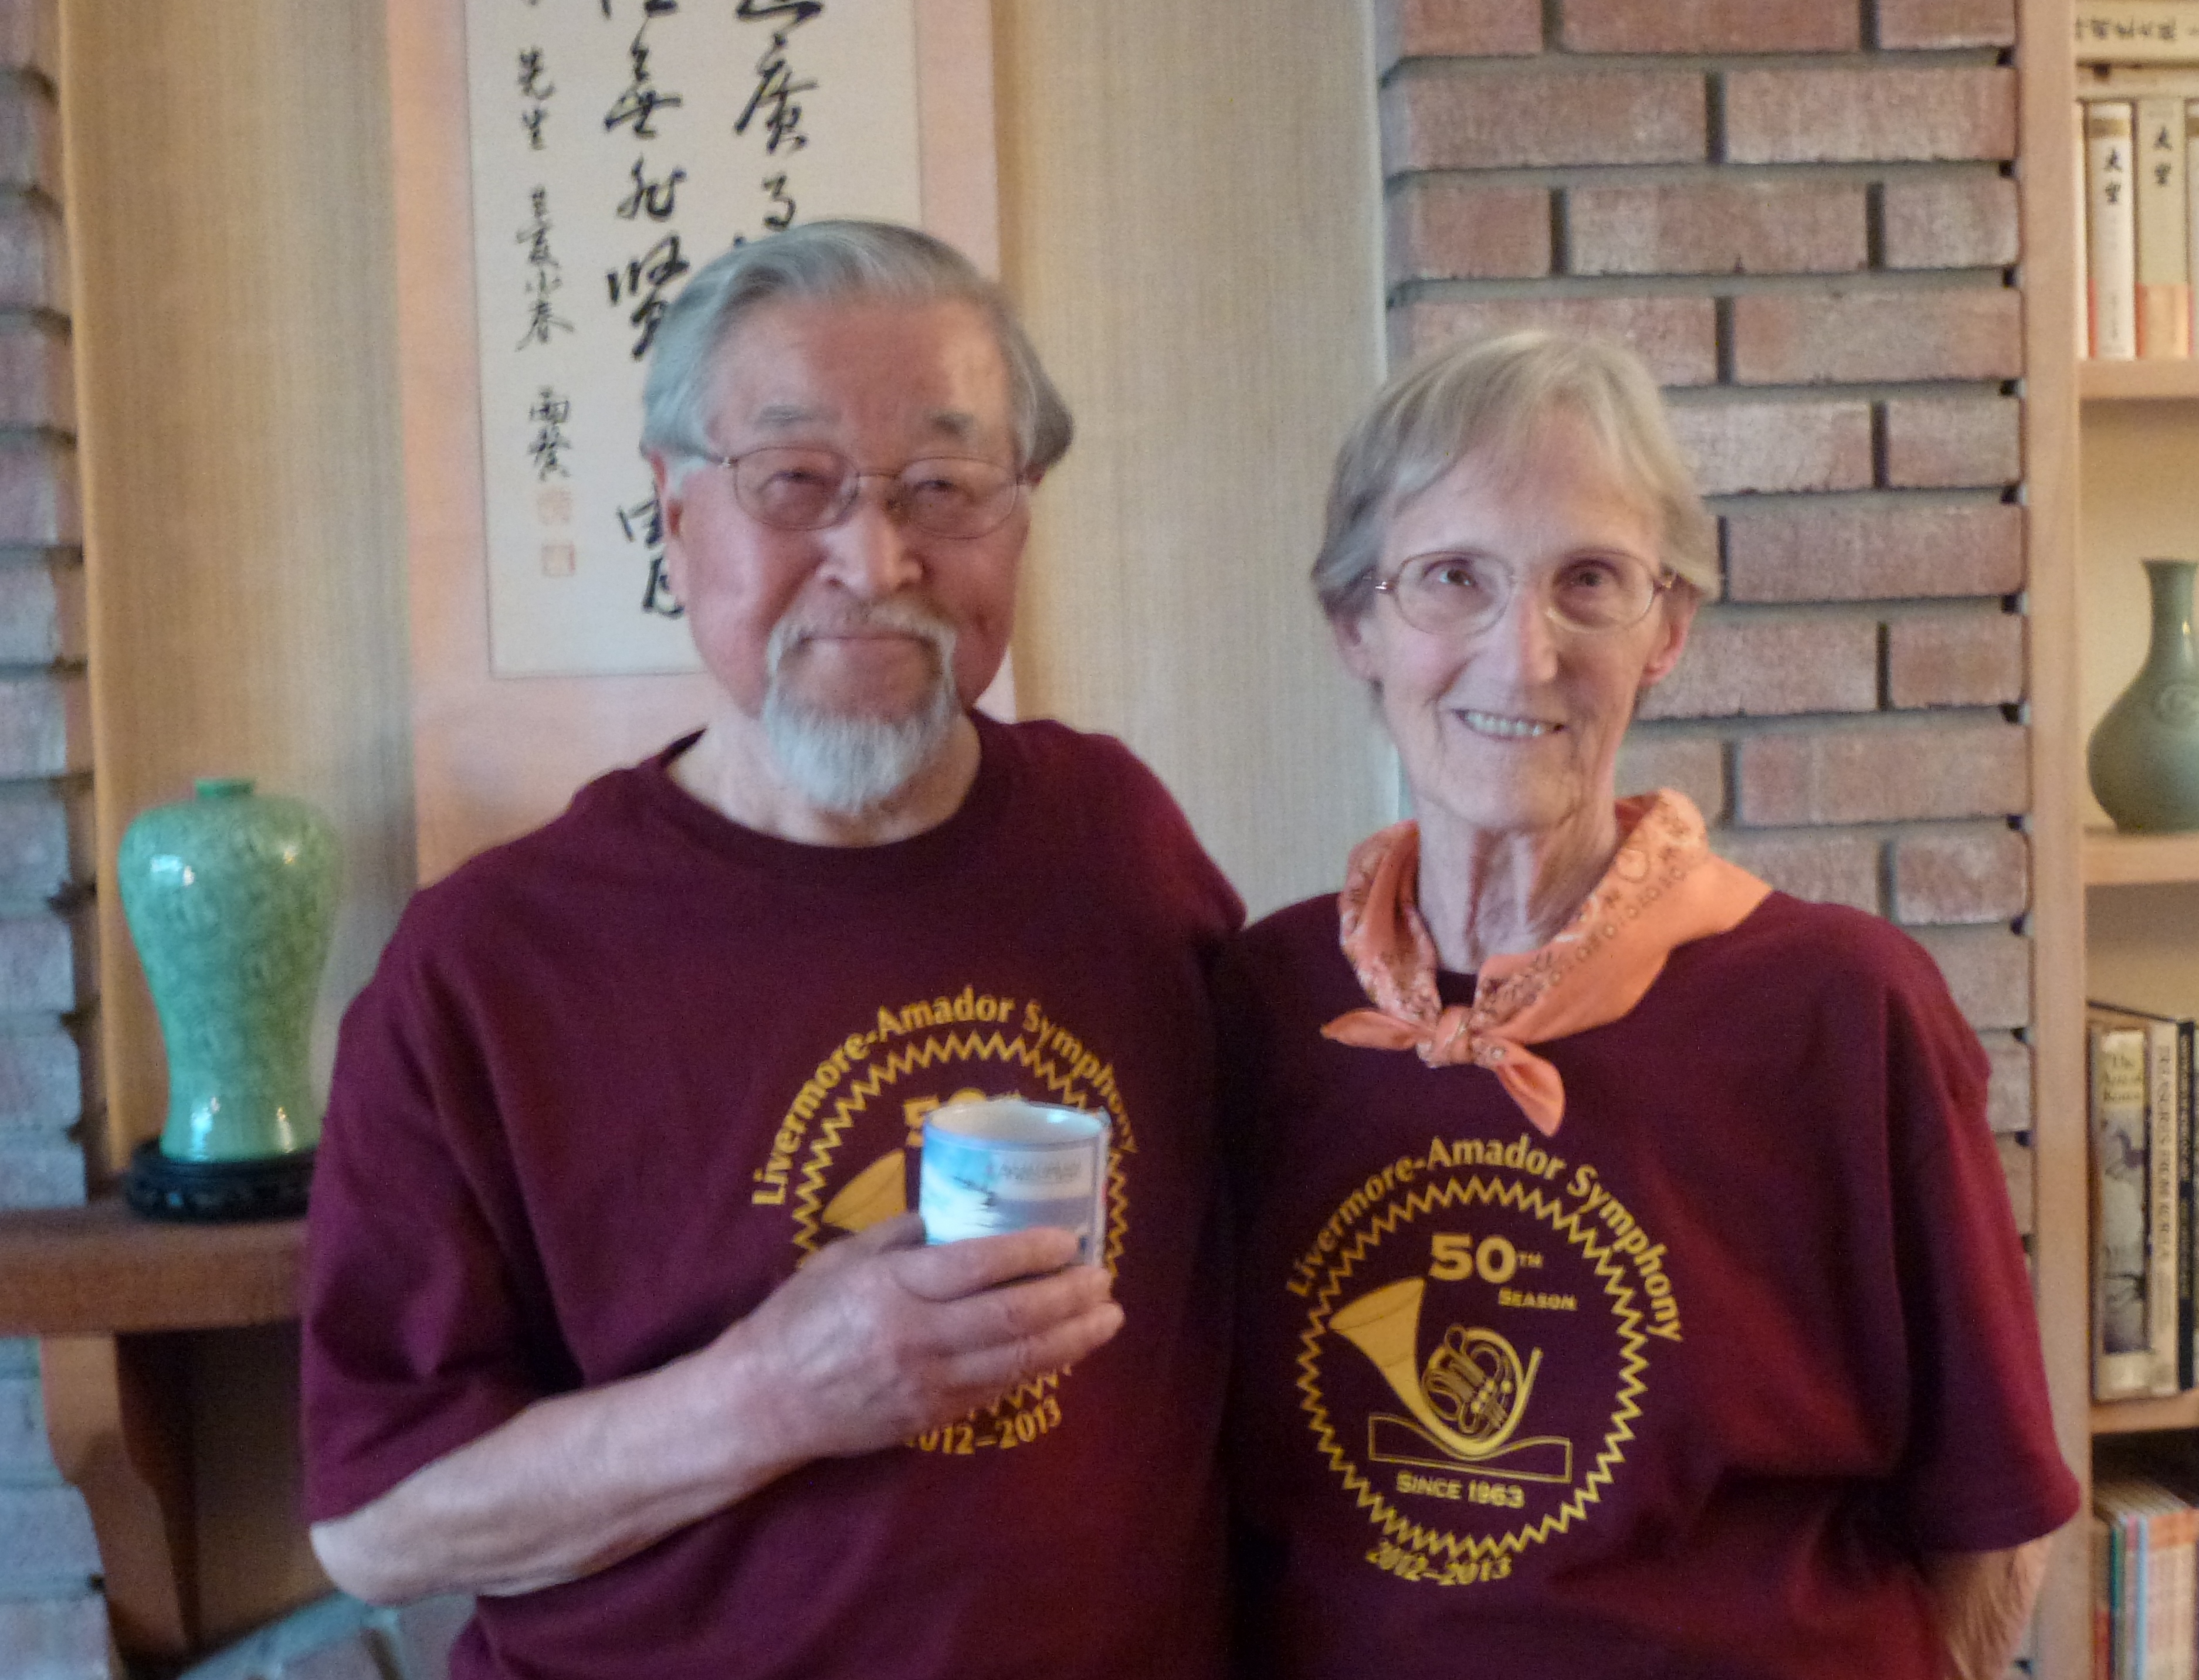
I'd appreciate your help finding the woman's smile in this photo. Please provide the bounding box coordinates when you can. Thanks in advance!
[1453,707,1558,741]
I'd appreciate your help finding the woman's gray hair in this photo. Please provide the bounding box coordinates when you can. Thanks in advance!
[1312,329,1718,622]
[641,219,1073,477]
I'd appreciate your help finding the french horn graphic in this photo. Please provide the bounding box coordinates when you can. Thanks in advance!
[822,1150,908,1233]
[1331,1277,1573,1483]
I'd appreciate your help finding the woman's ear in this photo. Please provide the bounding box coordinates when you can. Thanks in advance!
[1637,583,1700,690]
[1331,607,1380,685]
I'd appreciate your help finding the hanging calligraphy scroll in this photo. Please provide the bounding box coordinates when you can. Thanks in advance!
[388,0,1001,876]
[469,1,927,676]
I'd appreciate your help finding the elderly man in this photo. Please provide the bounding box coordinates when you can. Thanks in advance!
[301,222,1242,1680]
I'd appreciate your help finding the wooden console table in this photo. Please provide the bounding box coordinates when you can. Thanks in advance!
[0,1199,304,1660]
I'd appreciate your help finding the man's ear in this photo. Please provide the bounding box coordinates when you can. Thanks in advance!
[648,452,684,541]
[649,453,692,600]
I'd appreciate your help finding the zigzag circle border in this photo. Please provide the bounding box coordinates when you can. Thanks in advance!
[1296,1171,1651,1567]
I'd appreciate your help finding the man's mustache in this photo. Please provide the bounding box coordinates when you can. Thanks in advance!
[767,600,957,672]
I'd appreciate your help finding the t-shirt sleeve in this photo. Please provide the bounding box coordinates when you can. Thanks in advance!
[1877,944,2079,1553]
[301,918,560,1523]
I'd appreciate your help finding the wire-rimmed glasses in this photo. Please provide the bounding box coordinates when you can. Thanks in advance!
[1373,551,1677,639]
[710,446,1025,539]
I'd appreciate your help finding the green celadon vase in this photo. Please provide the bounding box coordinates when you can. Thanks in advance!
[116,778,340,1163]
[2090,558,2199,833]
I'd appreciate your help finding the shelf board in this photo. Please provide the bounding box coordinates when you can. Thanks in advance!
[2080,359,2199,401]
[2083,827,2199,887]
[2095,1390,2199,1435]
[0,1196,304,1337]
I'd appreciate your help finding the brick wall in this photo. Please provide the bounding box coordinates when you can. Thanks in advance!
[1375,0,2037,1217]
[0,0,110,1674]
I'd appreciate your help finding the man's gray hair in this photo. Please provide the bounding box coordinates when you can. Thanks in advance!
[1312,329,1719,623]
[641,220,1073,476]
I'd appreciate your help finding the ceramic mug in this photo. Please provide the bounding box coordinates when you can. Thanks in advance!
[919,1097,1109,1265]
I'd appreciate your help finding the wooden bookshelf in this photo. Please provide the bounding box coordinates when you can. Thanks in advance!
[2048,7,2199,1672]
[2021,1,2094,1671]
[2095,1390,2199,1435]
[2080,358,2199,401]
[2083,827,2199,887]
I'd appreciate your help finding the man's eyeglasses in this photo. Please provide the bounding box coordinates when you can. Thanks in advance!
[709,446,1025,540]
[1373,551,1677,639]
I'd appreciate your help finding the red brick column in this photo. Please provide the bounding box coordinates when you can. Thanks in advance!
[0,0,109,1671]
[1377,0,2035,1190]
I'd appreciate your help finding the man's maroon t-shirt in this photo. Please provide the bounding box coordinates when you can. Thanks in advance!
[303,717,1243,1680]
[1219,890,2077,1680]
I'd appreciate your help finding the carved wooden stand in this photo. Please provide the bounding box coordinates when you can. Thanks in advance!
[0,1199,303,1660]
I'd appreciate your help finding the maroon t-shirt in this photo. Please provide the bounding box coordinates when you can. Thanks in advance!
[1219,891,2077,1680]
[303,717,1243,1680]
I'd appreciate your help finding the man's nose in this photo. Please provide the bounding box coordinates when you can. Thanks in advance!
[819,480,924,598]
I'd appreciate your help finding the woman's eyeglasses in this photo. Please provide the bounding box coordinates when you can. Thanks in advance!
[1373,551,1676,639]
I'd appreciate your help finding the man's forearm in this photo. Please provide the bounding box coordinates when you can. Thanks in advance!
[1922,1534,2055,1680]
[311,1334,801,1603]
[309,1216,1123,1604]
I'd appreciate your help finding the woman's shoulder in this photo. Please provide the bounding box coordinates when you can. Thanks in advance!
[1688,888,1959,1012]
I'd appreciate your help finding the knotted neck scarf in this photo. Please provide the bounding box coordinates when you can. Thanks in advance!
[1321,790,1770,1137]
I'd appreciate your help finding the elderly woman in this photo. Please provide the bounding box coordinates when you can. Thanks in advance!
[1221,331,2076,1679]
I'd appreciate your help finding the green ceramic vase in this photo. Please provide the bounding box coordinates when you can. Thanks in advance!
[116,778,340,1163]
[2090,558,2199,833]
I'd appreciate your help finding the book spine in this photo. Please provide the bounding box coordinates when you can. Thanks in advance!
[2150,1020,2184,1394]
[2173,1509,2197,1680]
[2093,102,2142,359]
[2098,1021,2158,1399]
[2097,1512,2114,1680]
[2129,1513,2146,1680]
[2088,100,2099,361]
[2187,102,2199,351]
[2180,1019,2194,1391]
[2138,97,2192,357]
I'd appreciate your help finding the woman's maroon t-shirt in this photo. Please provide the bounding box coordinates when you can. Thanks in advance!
[1220,890,2077,1680]
[303,717,1243,1680]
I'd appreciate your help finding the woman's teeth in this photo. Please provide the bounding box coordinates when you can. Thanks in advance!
[1459,709,1554,740]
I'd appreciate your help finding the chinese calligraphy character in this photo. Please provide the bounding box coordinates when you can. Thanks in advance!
[606,234,692,359]
[604,7,685,139]
[761,171,794,230]
[517,187,573,348]
[619,491,684,617]
[519,45,554,150]
[735,0,821,156]
[616,157,686,222]
[528,386,573,480]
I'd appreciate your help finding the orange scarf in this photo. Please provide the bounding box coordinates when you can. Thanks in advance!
[1322,790,1770,1136]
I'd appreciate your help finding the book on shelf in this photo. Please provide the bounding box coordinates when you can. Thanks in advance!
[2092,101,2143,360]
[2091,1003,2190,1399]
[2096,1474,2199,1680]
[2140,96,2193,355]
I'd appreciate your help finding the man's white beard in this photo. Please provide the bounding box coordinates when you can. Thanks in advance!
[761,603,963,816]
